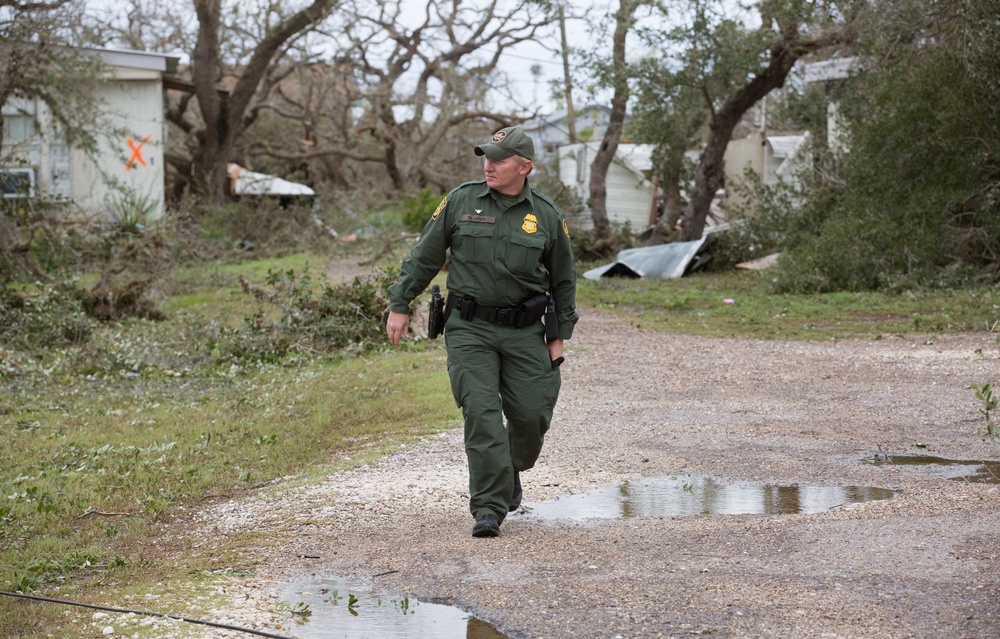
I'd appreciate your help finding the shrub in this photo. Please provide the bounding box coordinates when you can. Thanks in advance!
[400,187,446,231]
[0,283,92,351]
[218,266,399,364]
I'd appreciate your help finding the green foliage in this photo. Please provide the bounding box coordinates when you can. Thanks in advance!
[224,266,398,362]
[969,317,1000,443]
[968,382,998,441]
[195,199,337,257]
[0,340,458,601]
[767,0,1000,292]
[0,282,93,352]
[276,601,312,619]
[571,222,638,263]
[714,165,814,269]
[109,189,159,236]
[399,187,446,231]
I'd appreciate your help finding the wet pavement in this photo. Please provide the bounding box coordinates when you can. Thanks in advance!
[867,454,1000,483]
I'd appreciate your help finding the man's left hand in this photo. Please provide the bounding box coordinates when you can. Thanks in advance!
[547,338,564,365]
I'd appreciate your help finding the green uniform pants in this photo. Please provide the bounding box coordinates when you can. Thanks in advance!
[445,312,561,523]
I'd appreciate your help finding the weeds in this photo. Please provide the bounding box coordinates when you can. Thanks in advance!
[969,382,997,440]
[228,266,398,362]
[276,600,312,620]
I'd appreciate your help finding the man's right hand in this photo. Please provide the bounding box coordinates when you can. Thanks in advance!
[386,310,409,347]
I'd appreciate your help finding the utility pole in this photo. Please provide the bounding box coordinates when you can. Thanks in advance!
[559,3,577,143]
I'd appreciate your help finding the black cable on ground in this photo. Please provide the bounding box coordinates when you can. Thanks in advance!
[0,590,295,639]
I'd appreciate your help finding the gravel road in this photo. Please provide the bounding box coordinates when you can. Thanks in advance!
[157,309,999,639]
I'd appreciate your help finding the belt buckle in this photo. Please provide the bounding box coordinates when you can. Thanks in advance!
[497,308,515,325]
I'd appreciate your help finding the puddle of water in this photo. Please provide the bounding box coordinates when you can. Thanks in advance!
[517,475,894,521]
[282,576,509,639]
[867,455,1000,484]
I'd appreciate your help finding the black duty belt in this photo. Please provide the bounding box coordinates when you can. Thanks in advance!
[445,293,548,328]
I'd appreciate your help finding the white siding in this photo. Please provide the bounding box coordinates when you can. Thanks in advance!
[1,48,174,220]
[603,161,654,230]
[557,142,654,231]
[75,74,166,220]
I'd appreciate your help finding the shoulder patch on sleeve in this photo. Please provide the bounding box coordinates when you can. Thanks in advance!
[431,196,447,221]
[563,219,571,238]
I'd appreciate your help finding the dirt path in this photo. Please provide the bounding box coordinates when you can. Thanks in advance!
[180,310,1000,639]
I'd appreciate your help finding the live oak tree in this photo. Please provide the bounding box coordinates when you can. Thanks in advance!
[249,0,557,196]
[187,0,342,200]
[639,0,857,242]
[768,0,1000,291]
[630,53,705,245]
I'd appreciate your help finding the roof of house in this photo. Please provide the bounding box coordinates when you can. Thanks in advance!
[88,46,181,74]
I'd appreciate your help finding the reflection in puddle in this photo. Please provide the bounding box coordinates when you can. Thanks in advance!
[282,576,509,639]
[519,475,894,521]
[868,455,1000,484]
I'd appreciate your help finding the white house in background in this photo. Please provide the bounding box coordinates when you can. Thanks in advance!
[723,131,811,188]
[522,105,611,165]
[1,47,180,220]
[560,133,808,233]
[722,131,810,210]
[558,142,711,232]
[558,142,659,231]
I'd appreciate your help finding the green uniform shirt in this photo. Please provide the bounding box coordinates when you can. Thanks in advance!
[389,178,579,339]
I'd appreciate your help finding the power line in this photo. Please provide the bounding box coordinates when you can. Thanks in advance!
[0,590,296,639]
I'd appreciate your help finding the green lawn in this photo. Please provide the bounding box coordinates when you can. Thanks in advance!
[577,268,1000,339]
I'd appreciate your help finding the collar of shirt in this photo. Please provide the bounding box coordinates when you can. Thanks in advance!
[475,178,536,209]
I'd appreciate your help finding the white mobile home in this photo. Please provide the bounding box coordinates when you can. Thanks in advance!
[1,47,179,220]
[557,142,660,231]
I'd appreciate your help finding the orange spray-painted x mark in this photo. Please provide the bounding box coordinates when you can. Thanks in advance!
[125,135,152,171]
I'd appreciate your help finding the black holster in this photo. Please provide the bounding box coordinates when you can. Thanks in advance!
[427,284,446,339]
[544,296,559,343]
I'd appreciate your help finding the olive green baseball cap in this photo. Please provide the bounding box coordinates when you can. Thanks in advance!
[474,126,535,161]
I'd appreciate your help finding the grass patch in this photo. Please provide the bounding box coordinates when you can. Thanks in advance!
[577,269,1000,339]
[0,351,458,637]
[0,250,455,638]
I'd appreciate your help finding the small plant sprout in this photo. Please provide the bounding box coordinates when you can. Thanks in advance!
[275,601,312,619]
[969,382,998,442]
[967,319,1000,444]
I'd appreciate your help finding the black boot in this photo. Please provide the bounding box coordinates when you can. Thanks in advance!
[472,513,500,537]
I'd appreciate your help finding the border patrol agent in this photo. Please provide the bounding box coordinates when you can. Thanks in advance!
[386,126,578,537]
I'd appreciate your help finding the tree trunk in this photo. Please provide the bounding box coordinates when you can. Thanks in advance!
[649,172,683,244]
[191,0,340,201]
[559,5,576,144]
[680,27,854,240]
[588,0,638,255]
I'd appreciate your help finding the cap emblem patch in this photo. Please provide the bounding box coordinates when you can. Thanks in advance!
[492,130,507,142]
